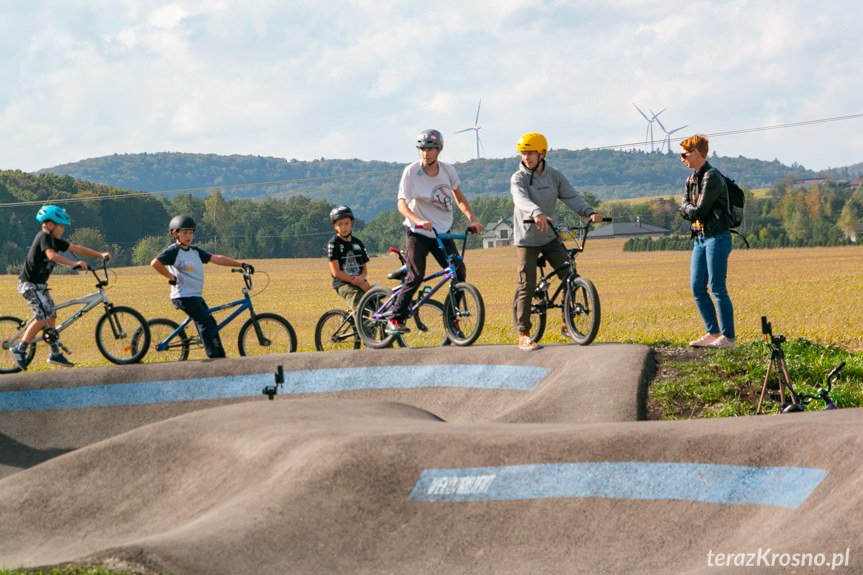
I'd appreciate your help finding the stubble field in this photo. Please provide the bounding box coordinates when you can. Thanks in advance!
[2,238,862,369]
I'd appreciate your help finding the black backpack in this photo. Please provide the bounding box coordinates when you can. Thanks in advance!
[722,174,745,228]
[720,172,749,247]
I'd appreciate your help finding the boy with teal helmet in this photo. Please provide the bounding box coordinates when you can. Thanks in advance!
[9,205,112,370]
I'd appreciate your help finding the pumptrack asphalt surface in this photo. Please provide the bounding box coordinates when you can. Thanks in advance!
[1,343,861,574]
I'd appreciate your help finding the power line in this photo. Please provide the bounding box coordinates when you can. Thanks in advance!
[2,112,862,210]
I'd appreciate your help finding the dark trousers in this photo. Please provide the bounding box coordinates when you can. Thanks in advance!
[391,228,466,323]
[172,296,226,358]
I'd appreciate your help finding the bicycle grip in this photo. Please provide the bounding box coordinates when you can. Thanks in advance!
[827,361,846,379]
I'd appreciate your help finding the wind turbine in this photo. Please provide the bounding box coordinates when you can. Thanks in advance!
[456,99,483,160]
[653,112,688,154]
[633,104,665,152]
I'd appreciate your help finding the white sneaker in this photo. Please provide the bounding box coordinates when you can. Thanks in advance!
[689,333,719,347]
[705,336,736,349]
[518,335,543,352]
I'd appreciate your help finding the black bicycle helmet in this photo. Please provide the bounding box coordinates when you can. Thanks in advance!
[416,129,443,149]
[330,205,354,223]
[169,214,196,232]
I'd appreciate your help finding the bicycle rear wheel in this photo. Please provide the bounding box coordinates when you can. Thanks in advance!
[95,306,150,364]
[563,276,601,345]
[511,288,546,344]
[238,313,297,356]
[140,318,191,362]
[405,298,450,347]
[356,287,399,349]
[0,316,36,373]
[443,282,484,346]
[315,309,361,351]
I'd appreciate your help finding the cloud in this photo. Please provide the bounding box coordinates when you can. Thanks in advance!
[1,0,863,173]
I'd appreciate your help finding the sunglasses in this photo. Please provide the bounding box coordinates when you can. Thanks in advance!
[681,149,696,158]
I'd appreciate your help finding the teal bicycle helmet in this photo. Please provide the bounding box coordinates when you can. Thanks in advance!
[36,205,71,226]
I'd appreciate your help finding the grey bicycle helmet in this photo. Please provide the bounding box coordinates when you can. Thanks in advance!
[36,205,71,226]
[169,214,196,232]
[416,129,444,149]
[330,205,354,223]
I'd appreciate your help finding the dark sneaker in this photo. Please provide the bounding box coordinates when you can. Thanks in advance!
[47,352,74,367]
[10,346,28,370]
[386,320,410,334]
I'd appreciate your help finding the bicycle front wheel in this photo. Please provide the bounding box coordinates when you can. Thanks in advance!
[95,306,150,364]
[563,276,601,345]
[444,282,484,346]
[315,309,361,352]
[511,288,546,344]
[238,313,297,356]
[405,298,450,347]
[141,318,190,362]
[356,287,399,349]
[0,316,35,374]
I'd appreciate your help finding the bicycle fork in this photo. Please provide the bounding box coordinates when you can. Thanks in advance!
[247,309,272,346]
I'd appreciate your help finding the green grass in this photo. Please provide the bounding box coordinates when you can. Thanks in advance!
[650,338,863,419]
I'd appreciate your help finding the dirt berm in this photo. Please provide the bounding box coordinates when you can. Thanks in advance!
[1,344,861,574]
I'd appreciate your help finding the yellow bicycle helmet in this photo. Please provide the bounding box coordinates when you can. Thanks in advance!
[516,132,548,155]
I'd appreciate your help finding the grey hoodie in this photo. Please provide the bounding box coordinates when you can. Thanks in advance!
[510,160,595,246]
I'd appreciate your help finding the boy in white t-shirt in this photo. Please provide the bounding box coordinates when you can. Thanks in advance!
[150,215,252,358]
[387,129,483,334]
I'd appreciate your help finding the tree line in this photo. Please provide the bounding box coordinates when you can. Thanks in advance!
[3,168,863,276]
[39,149,836,222]
[621,177,863,251]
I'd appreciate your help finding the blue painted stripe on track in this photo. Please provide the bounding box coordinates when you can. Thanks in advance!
[408,462,829,509]
[0,364,549,412]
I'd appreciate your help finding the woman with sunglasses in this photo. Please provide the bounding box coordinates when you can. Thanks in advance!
[679,134,736,349]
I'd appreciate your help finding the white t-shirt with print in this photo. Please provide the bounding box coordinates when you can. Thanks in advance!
[398,160,460,239]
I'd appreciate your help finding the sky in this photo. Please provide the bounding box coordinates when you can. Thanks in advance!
[2,0,863,174]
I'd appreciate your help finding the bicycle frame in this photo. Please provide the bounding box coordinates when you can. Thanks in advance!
[7,264,115,345]
[531,220,596,309]
[155,270,264,351]
[370,230,469,321]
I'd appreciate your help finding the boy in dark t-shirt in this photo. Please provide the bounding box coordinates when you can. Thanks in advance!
[326,205,371,312]
[9,205,111,370]
[150,215,252,359]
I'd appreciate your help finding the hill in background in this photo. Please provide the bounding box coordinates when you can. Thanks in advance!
[38,149,855,221]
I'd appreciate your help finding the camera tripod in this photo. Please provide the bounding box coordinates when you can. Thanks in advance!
[756,316,799,414]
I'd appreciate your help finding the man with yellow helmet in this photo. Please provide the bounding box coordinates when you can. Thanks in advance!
[511,132,604,351]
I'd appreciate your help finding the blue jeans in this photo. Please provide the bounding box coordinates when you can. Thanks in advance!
[690,231,735,339]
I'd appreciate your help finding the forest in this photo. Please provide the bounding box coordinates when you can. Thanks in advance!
[38,148,857,221]
[2,151,863,274]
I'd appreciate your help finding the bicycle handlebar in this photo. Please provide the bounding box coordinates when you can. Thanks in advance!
[231,267,254,290]
[826,361,846,387]
[87,258,110,287]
